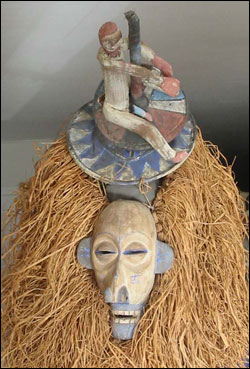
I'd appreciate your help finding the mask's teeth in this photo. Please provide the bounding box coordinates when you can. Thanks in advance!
[112,310,137,316]
[117,318,131,324]
[112,310,141,323]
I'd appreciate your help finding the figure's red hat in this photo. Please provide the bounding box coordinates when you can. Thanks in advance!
[98,22,118,42]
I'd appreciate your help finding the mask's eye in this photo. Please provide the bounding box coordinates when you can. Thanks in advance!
[95,250,116,255]
[95,242,117,260]
[123,249,147,255]
[123,243,148,256]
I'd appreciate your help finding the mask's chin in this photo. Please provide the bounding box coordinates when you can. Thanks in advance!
[110,303,145,340]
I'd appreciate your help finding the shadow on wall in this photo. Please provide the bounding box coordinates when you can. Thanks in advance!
[194,107,249,192]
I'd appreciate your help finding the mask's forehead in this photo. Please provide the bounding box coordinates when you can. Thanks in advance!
[93,201,156,241]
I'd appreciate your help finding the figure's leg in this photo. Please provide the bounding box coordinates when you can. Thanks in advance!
[103,102,188,163]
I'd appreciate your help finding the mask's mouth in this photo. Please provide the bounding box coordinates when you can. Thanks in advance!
[112,310,140,324]
[110,304,145,340]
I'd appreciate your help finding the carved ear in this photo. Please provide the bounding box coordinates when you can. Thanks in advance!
[77,237,93,269]
[155,240,174,274]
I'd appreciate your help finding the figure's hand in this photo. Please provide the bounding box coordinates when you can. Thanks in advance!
[146,68,164,85]
[160,77,180,97]
[152,55,173,77]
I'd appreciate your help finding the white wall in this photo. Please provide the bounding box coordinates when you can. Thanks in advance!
[2,1,249,139]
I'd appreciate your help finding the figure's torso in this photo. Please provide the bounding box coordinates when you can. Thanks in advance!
[98,47,130,111]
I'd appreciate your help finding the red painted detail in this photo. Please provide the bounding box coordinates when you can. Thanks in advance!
[148,108,187,143]
[160,77,180,97]
[172,150,188,163]
[152,55,173,77]
[145,112,153,122]
[98,22,118,41]
[94,110,126,143]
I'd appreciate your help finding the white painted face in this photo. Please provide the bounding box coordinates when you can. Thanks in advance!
[92,200,157,305]
[77,200,174,340]
[101,30,122,54]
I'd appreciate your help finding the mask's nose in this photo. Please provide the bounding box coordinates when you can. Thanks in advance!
[117,286,129,303]
[104,261,130,303]
[104,285,130,304]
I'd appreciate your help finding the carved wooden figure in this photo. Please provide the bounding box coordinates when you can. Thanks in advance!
[67,11,196,185]
[77,200,174,340]
[96,13,188,163]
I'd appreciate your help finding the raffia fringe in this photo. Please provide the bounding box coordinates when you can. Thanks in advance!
[1,127,249,368]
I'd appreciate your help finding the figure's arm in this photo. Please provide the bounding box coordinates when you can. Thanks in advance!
[125,39,179,95]
[121,37,173,77]
[140,42,155,62]
[98,49,163,85]
[140,44,180,96]
[97,48,180,97]
[140,41,174,78]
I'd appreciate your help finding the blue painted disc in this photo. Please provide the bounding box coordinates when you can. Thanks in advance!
[67,101,197,185]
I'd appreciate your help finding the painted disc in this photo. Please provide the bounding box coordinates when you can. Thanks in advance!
[67,101,197,185]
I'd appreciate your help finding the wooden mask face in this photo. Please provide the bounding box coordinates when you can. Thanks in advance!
[77,200,174,340]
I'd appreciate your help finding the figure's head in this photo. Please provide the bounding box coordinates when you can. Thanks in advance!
[98,21,122,56]
[77,200,174,340]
